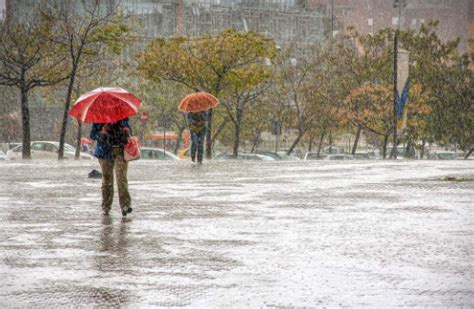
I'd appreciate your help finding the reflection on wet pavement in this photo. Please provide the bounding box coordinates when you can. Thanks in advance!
[0,160,473,307]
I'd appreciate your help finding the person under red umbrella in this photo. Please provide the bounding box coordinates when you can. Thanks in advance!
[70,87,141,217]
[90,117,133,217]
[178,92,218,164]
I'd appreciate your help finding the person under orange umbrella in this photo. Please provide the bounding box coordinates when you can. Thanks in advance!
[187,111,208,163]
[179,92,219,163]
[178,92,219,113]
[80,137,92,154]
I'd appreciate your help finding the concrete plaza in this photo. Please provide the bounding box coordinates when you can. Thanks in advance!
[0,160,473,307]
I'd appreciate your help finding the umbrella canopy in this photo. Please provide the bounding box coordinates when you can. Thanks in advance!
[69,87,141,123]
[178,92,219,113]
[145,134,177,140]
[81,137,92,145]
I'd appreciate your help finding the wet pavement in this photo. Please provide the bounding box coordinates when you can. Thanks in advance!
[0,160,473,307]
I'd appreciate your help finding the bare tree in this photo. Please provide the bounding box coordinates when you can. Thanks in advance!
[0,86,20,143]
[221,81,272,157]
[272,50,321,155]
[0,13,67,159]
[41,0,132,160]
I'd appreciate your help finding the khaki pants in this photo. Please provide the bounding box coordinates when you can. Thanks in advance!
[99,148,131,213]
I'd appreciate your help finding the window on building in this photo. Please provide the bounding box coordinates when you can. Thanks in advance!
[392,17,399,26]
[368,18,373,34]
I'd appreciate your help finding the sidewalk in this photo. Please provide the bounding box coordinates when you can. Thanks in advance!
[0,160,473,307]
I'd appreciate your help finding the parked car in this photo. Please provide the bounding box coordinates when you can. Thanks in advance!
[427,151,459,160]
[214,153,275,161]
[323,146,344,154]
[256,151,300,160]
[6,141,94,160]
[276,151,301,160]
[304,152,327,160]
[388,145,417,158]
[141,147,180,160]
[8,142,21,150]
[324,154,354,160]
[352,152,371,160]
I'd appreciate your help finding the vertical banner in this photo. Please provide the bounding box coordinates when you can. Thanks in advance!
[396,49,409,136]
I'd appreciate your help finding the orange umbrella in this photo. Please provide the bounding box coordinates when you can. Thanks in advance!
[144,134,177,140]
[81,137,92,145]
[178,92,219,113]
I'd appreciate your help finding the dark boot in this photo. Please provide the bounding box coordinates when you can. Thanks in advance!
[122,207,133,217]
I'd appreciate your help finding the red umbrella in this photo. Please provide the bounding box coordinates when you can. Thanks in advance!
[69,87,141,123]
[81,137,92,145]
[178,92,219,113]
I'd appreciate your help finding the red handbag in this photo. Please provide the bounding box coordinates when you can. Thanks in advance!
[124,137,141,161]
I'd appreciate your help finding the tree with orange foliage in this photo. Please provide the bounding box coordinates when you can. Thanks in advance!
[344,84,393,158]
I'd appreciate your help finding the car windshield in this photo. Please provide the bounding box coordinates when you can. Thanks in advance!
[259,152,280,160]
[64,144,76,153]
[438,153,458,160]
[276,152,293,159]
[354,153,370,159]
[306,153,323,160]
[329,155,352,160]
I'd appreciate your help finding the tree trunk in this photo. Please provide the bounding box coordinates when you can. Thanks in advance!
[328,131,333,154]
[464,147,473,159]
[287,129,304,155]
[250,129,261,153]
[205,108,213,159]
[75,120,82,159]
[139,123,145,145]
[406,141,412,158]
[210,116,228,149]
[20,87,31,159]
[420,138,426,159]
[389,132,398,159]
[174,126,185,154]
[58,66,77,160]
[308,135,315,152]
[232,108,243,158]
[317,127,327,157]
[351,126,362,155]
[382,134,389,159]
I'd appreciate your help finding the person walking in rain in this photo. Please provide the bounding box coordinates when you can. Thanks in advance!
[187,111,208,163]
[90,117,133,217]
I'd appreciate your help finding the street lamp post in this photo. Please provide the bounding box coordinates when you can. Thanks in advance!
[330,0,334,42]
[391,0,406,159]
[158,114,171,155]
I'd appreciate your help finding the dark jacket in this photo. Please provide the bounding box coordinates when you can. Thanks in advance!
[187,111,208,133]
[90,118,132,160]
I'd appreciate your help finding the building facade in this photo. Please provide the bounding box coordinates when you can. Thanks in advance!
[5,0,471,50]
[306,0,473,52]
[5,0,328,46]
[121,0,328,46]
